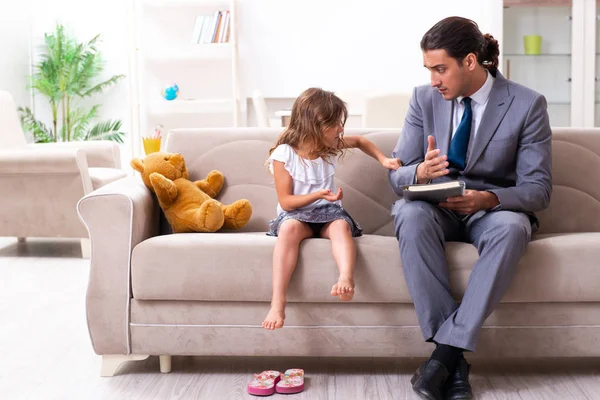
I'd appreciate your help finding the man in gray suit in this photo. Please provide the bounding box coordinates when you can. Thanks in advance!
[389,17,552,400]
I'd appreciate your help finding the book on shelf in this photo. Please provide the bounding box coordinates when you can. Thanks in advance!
[219,11,230,43]
[402,181,465,203]
[190,15,205,44]
[199,12,213,43]
[190,10,231,44]
[208,10,220,43]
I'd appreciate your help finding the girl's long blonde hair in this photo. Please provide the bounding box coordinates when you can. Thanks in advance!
[268,88,348,160]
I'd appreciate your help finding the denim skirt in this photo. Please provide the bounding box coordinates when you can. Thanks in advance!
[267,203,363,237]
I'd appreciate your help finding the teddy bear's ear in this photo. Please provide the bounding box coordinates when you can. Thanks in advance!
[131,158,144,173]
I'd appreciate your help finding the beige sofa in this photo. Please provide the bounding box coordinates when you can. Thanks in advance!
[0,91,126,257]
[77,127,600,377]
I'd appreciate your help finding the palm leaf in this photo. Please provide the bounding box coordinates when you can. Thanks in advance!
[72,59,102,97]
[18,106,55,143]
[86,119,125,143]
[67,35,102,97]
[70,105,100,141]
[80,74,124,98]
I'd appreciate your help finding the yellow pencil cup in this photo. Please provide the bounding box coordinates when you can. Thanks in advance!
[143,137,162,155]
[523,35,542,55]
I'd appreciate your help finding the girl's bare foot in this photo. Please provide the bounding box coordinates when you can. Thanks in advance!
[262,302,286,330]
[331,277,355,301]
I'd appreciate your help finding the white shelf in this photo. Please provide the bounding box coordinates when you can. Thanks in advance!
[504,53,571,57]
[130,0,241,157]
[143,43,233,61]
[141,0,230,8]
[147,99,234,114]
[274,108,363,117]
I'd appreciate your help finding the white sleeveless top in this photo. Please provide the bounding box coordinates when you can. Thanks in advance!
[268,144,340,215]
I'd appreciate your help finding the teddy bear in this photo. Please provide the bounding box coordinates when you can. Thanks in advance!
[131,152,252,233]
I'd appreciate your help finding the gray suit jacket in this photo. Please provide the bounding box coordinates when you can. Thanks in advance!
[389,71,552,225]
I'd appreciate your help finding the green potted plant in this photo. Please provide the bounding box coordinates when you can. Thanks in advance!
[19,23,126,143]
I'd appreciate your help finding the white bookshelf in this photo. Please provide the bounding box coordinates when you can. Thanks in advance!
[129,0,240,156]
[147,98,234,114]
[144,43,234,61]
[502,0,600,127]
[503,2,574,127]
[142,0,231,7]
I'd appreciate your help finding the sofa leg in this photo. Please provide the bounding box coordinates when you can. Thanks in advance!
[159,355,172,373]
[17,237,26,243]
[80,238,91,259]
[100,354,149,377]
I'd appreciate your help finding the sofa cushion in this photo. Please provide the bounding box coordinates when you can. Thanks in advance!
[131,232,600,303]
[164,129,400,236]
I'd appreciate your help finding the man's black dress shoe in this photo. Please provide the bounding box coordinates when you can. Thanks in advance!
[410,359,449,400]
[443,356,473,400]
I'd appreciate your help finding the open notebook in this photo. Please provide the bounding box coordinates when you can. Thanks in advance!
[402,181,465,203]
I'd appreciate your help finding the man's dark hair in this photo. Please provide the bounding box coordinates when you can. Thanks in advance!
[420,16,499,74]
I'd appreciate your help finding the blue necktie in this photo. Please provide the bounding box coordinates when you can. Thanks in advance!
[447,97,472,170]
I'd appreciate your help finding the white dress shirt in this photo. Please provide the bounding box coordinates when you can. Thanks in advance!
[414,71,496,184]
[452,70,495,139]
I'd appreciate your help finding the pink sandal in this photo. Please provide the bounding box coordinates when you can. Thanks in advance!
[275,368,305,394]
[248,370,282,396]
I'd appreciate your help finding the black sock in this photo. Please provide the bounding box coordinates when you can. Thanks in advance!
[430,344,463,373]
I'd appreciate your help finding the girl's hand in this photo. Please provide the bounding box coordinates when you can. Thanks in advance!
[320,188,343,201]
[382,157,402,170]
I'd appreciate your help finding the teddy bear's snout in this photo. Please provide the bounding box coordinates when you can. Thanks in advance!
[170,153,183,163]
[167,154,185,171]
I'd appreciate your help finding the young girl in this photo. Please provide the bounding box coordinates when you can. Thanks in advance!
[262,88,401,330]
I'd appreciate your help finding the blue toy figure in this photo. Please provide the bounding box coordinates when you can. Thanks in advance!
[162,83,179,101]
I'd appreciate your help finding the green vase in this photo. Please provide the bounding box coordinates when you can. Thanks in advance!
[524,35,542,55]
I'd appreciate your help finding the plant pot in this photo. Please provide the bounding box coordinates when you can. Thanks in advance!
[524,35,542,55]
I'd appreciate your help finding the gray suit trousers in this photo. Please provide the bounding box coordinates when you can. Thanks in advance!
[394,201,532,352]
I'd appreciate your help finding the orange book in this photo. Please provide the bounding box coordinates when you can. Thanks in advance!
[223,11,231,43]
[212,11,223,43]
[219,11,230,43]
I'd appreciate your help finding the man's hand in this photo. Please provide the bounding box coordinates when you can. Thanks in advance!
[416,135,449,183]
[381,157,402,170]
[320,188,343,202]
[439,190,500,214]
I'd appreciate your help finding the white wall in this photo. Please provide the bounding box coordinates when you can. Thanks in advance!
[237,0,504,98]
[8,0,503,158]
[0,0,33,117]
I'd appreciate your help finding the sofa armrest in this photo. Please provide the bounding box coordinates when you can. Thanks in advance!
[0,148,93,238]
[0,147,88,172]
[29,140,121,168]
[0,147,93,191]
[77,176,158,355]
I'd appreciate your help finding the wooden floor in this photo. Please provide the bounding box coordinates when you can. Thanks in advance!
[1,237,600,400]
